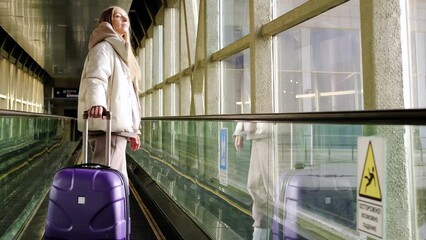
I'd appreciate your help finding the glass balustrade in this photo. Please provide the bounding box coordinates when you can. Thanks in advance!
[127,118,426,240]
[2,111,426,240]
[0,113,79,239]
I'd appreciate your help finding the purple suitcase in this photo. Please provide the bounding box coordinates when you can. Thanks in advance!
[44,111,130,239]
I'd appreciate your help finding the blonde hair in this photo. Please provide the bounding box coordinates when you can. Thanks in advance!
[99,6,141,93]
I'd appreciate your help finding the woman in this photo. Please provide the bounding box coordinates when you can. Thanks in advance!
[77,6,141,183]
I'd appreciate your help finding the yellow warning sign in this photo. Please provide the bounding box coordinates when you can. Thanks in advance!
[359,141,382,201]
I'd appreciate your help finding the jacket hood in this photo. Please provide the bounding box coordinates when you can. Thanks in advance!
[88,22,129,62]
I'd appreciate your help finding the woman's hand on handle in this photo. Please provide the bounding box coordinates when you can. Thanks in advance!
[88,106,105,118]
[88,106,140,151]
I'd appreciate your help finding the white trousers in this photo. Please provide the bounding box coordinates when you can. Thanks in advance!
[89,134,129,185]
[247,138,274,229]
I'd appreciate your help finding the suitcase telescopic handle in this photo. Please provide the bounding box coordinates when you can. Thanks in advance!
[82,110,112,166]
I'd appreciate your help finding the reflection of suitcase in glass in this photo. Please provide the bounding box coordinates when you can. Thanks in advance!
[273,164,357,240]
[44,111,130,239]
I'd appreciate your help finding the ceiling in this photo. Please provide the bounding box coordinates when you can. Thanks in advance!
[0,0,163,89]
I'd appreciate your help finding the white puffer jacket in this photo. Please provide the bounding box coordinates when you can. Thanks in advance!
[233,122,271,140]
[77,22,140,135]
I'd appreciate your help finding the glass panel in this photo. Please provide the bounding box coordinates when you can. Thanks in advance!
[0,59,7,109]
[274,0,309,17]
[145,38,153,90]
[409,0,426,108]
[164,7,180,78]
[153,25,164,85]
[16,71,23,111]
[9,64,16,110]
[220,0,249,48]
[153,90,162,116]
[222,49,250,114]
[36,80,44,113]
[180,0,199,69]
[0,115,79,238]
[409,2,426,238]
[413,125,426,239]
[141,96,146,118]
[172,83,180,116]
[180,0,189,70]
[172,7,180,76]
[275,0,362,113]
[181,76,191,115]
[138,48,146,93]
[146,94,153,117]
[130,118,416,239]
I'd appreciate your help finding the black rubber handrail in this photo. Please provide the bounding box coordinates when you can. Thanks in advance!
[140,109,426,125]
[3,108,426,125]
[0,109,75,120]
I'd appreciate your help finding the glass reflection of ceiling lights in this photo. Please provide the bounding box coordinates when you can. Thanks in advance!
[296,90,356,99]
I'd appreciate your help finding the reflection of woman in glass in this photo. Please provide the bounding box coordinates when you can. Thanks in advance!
[234,122,274,240]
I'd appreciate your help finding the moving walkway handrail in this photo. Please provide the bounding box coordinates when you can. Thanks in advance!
[140,108,426,125]
[0,109,75,120]
[3,108,425,125]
